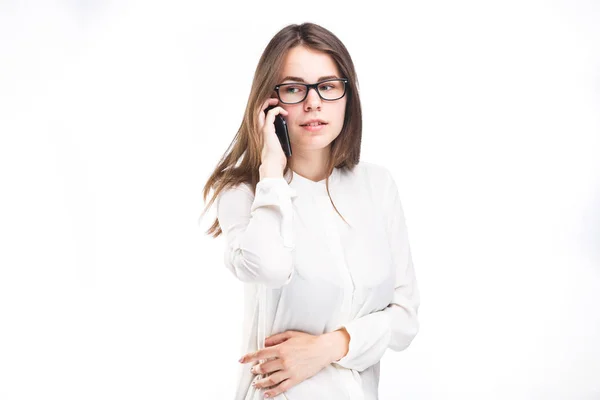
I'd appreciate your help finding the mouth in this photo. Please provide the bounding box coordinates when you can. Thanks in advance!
[300,123,327,132]
[300,122,328,127]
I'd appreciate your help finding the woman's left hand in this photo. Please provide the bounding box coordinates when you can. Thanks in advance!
[239,329,349,398]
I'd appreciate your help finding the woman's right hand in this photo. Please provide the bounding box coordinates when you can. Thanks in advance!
[258,98,289,175]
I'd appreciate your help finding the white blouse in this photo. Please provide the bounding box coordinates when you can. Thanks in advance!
[216,160,420,400]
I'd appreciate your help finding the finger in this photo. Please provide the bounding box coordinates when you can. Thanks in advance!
[263,106,288,130]
[265,105,288,119]
[251,357,284,375]
[239,351,259,364]
[264,331,292,347]
[261,98,279,116]
[258,98,279,127]
[244,345,282,364]
[264,378,293,398]
[253,370,289,391]
[263,97,278,108]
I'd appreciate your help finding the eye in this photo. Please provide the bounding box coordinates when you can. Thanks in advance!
[319,82,337,91]
[282,84,305,94]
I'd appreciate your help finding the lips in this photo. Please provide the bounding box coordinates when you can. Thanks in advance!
[300,122,328,126]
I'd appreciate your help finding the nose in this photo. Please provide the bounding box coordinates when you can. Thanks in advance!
[304,86,322,111]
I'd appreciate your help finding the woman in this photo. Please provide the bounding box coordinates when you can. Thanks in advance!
[200,22,420,400]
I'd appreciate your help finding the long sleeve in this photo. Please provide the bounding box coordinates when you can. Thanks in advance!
[216,177,298,289]
[332,169,420,372]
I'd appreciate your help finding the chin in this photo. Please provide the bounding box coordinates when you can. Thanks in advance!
[292,139,334,151]
[292,128,338,146]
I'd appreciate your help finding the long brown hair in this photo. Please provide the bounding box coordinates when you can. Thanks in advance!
[200,22,363,238]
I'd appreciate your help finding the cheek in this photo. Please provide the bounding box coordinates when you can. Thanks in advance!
[285,110,301,126]
[333,104,347,126]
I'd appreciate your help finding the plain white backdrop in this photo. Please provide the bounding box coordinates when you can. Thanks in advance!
[0,0,599,399]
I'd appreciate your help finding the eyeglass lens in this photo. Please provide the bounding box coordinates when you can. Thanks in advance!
[278,79,346,104]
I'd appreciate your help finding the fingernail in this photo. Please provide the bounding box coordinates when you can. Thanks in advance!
[238,357,244,363]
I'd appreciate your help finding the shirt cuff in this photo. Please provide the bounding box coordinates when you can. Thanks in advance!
[331,311,392,372]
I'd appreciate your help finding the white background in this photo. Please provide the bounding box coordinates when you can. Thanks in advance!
[1,0,599,399]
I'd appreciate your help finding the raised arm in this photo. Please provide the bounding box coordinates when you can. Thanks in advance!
[216,176,298,289]
[331,168,420,372]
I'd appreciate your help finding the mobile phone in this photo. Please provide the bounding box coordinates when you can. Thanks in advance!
[264,105,292,157]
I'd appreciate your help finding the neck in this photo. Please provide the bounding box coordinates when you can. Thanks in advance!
[288,146,331,182]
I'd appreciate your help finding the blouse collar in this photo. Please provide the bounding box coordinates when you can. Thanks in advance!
[285,167,339,197]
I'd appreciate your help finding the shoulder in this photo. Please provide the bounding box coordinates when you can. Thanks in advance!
[348,161,403,212]
[216,181,255,209]
[354,160,391,177]
[346,160,394,189]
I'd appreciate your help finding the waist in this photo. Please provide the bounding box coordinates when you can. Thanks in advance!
[271,364,366,400]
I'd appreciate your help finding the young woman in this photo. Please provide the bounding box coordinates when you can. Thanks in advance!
[200,22,420,400]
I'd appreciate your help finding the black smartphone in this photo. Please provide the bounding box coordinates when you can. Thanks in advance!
[264,105,292,157]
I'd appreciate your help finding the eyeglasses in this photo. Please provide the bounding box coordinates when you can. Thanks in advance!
[273,78,349,104]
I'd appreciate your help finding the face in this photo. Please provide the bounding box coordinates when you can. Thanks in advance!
[274,45,347,153]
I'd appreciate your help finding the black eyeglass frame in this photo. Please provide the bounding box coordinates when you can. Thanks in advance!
[273,78,349,104]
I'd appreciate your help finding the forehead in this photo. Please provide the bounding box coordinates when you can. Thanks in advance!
[279,46,340,82]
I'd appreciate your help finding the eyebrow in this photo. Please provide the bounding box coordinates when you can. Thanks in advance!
[281,75,339,83]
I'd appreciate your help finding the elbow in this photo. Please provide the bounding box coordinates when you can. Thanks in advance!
[259,251,295,288]
[227,247,295,288]
[389,312,420,352]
